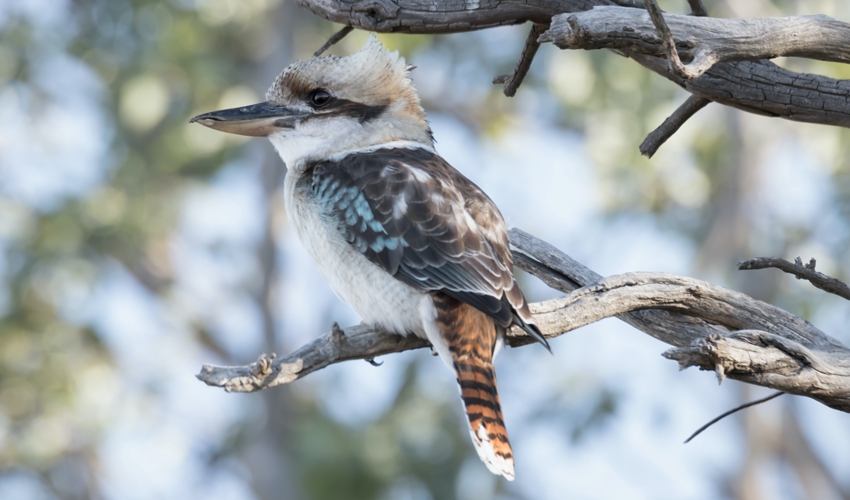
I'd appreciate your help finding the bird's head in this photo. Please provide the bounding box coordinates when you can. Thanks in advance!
[190,35,432,169]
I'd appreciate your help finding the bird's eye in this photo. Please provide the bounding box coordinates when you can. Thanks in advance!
[311,89,331,107]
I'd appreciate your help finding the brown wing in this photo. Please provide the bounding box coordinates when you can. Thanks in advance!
[310,146,547,349]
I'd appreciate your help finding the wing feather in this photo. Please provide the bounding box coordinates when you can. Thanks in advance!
[310,147,547,349]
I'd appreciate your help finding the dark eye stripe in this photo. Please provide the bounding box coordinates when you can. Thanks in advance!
[309,98,388,124]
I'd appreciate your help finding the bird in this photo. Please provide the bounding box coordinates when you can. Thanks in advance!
[191,35,549,480]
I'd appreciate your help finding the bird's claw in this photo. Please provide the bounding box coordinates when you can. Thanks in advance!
[364,357,383,367]
[252,352,277,377]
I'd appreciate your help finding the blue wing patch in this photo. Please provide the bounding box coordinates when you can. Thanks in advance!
[309,147,521,329]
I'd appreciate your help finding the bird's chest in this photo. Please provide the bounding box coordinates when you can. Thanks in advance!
[284,172,427,336]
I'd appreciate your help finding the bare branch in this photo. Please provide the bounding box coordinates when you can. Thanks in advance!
[493,23,548,97]
[509,227,731,349]
[687,0,707,17]
[289,0,850,131]
[739,257,850,301]
[197,323,429,392]
[314,25,354,57]
[664,330,850,412]
[289,0,618,34]
[541,7,850,79]
[644,0,702,79]
[640,95,710,158]
[197,230,850,413]
[537,6,850,129]
[627,53,850,128]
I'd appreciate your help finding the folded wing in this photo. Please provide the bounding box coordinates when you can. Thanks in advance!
[310,146,547,349]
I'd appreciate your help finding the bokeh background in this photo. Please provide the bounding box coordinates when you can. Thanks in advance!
[1,0,850,498]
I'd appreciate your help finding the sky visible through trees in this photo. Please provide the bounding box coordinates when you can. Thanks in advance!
[0,0,849,499]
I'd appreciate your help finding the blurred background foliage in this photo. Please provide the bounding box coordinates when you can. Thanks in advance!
[1,0,849,499]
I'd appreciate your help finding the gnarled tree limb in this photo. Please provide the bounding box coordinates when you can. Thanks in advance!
[289,0,614,33]
[288,0,850,153]
[541,7,850,79]
[626,53,850,128]
[197,229,850,413]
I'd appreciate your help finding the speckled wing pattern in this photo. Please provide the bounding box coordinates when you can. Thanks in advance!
[309,147,545,346]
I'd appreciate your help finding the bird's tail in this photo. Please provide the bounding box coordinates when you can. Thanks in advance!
[432,294,515,480]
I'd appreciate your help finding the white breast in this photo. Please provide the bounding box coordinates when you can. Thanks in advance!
[283,169,430,339]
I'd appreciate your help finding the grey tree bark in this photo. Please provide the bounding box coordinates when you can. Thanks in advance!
[197,229,850,414]
[289,0,850,145]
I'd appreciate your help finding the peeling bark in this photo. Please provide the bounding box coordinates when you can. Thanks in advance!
[197,230,850,414]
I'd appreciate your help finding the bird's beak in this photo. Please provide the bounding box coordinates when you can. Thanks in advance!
[189,101,306,137]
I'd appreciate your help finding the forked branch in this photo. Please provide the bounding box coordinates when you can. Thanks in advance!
[541,7,850,80]
[644,0,701,79]
[197,230,850,413]
[289,0,850,155]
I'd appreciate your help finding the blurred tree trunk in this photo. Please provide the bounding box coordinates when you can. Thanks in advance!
[243,2,304,498]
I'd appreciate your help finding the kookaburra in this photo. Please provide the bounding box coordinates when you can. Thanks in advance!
[191,35,549,480]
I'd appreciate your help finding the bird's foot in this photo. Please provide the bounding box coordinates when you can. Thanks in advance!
[252,352,277,377]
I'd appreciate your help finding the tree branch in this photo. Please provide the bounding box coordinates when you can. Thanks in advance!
[739,256,850,301]
[640,95,710,158]
[292,0,850,138]
[687,0,707,17]
[290,0,617,33]
[196,323,430,392]
[314,25,354,57]
[644,0,702,79]
[197,230,850,413]
[626,53,850,128]
[541,7,850,78]
[493,23,548,97]
[664,330,850,412]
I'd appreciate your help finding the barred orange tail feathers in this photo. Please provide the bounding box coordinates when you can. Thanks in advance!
[432,294,515,480]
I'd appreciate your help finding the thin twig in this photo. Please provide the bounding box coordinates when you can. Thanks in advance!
[314,26,354,57]
[640,95,710,157]
[684,391,784,443]
[739,257,850,301]
[687,0,708,17]
[494,23,548,97]
[644,0,702,79]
